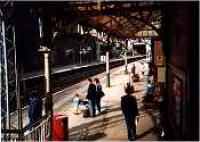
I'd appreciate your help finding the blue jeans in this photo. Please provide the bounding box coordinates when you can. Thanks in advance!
[88,100,96,117]
[29,117,34,130]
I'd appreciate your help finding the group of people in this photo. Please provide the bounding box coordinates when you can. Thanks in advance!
[27,75,141,141]
[140,60,155,103]
[73,78,140,140]
[86,77,104,117]
[73,77,104,117]
[27,60,150,140]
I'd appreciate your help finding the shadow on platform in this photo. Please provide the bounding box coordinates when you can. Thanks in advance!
[83,133,107,140]
[69,105,123,140]
[136,127,155,140]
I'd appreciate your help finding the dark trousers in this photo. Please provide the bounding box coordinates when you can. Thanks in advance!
[96,98,101,114]
[125,117,137,141]
[29,117,34,130]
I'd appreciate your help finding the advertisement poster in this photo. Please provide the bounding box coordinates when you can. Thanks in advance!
[157,67,166,83]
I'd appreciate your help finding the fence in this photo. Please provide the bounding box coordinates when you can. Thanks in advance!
[1,115,51,141]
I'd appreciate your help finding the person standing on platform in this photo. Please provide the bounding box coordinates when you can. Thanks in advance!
[28,91,42,129]
[94,78,104,115]
[121,83,139,141]
[141,62,145,75]
[131,63,136,75]
[145,80,154,102]
[148,59,153,76]
[86,78,97,117]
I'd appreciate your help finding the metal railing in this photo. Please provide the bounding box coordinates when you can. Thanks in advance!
[1,115,51,141]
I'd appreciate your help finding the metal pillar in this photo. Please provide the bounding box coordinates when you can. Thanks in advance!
[38,17,43,38]
[38,46,52,140]
[78,24,82,64]
[1,2,21,140]
[14,26,23,141]
[96,42,100,62]
[38,14,53,140]
[44,51,50,93]
[80,45,82,64]
[124,40,128,74]
[96,32,101,62]
[72,49,75,64]
[106,51,110,87]
[132,44,135,57]
[0,12,2,138]
[38,16,51,93]
[124,51,128,74]
[1,11,10,138]
[132,45,136,75]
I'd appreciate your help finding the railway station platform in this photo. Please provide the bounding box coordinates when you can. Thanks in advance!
[0,1,199,141]
[1,2,198,141]
[9,59,159,141]
[53,59,159,141]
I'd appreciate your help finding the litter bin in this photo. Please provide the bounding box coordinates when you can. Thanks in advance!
[52,113,69,141]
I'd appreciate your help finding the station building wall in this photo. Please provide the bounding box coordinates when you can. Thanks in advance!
[162,2,199,140]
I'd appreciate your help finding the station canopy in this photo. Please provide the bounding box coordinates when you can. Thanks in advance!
[69,1,162,39]
[9,1,162,39]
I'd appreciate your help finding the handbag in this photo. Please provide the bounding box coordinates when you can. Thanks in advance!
[100,91,105,98]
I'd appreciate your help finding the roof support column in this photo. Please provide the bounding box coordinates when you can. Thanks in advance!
[96,32,101,62]
[124,40,128,74]
[106,51,110,87]
[38,12,53,140]
[1,11,10,140]
[106,36,110,87]
[1,3,21,140]
[38,46,52,140]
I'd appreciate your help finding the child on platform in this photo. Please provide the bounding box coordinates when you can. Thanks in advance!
[73,93,80,115]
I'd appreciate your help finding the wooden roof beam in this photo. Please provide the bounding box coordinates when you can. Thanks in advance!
[82,19,124,38]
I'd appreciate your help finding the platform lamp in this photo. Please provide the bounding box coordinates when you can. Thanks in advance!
[105,36,111,87]
[124,40,128,74]
[132,45,136,76]
[38,45,53,140]
[37,13,53,140]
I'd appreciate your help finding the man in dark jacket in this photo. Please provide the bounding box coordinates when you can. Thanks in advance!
[86,78,97,117]
[121,83,139,140]
[28,91,42,129]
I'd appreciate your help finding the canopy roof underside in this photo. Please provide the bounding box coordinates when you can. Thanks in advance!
[71,1,162,39]
[2,1,162,39]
